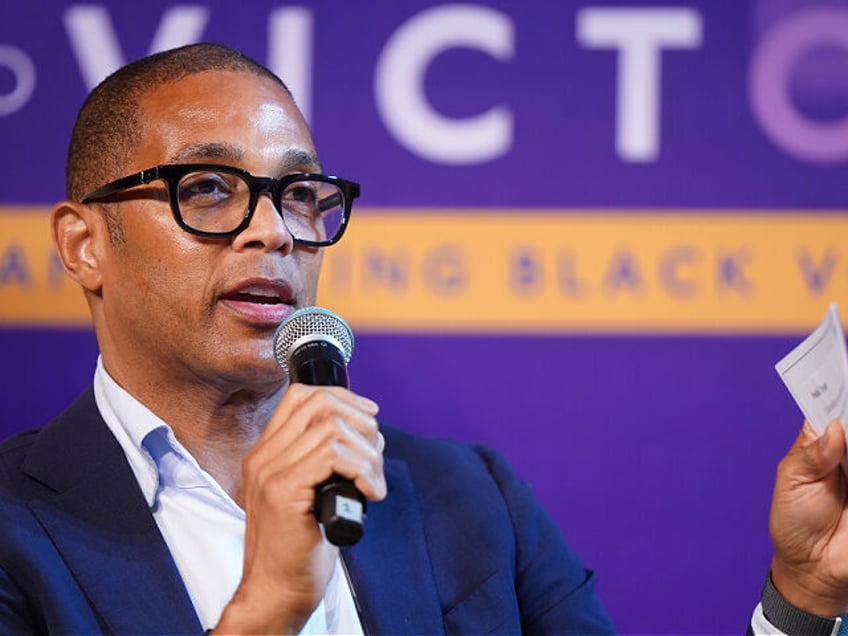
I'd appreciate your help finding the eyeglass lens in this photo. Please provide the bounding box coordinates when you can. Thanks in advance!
[176,170,344,241]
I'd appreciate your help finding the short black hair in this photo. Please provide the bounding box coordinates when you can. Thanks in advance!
[66,42,291,202]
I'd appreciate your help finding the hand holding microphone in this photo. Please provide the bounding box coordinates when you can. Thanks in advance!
[214,310,383,632]
[273,307,371,547]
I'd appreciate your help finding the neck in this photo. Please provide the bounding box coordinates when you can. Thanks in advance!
[168,385,285,497]
[103,357,286,499]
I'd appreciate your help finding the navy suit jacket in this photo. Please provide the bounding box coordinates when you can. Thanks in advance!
[0,387,614,634]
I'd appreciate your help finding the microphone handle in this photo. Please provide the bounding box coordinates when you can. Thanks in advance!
[289,340,366,547]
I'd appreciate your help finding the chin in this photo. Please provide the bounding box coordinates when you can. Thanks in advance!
[212,348,280,382]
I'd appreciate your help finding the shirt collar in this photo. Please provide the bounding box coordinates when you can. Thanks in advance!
[93,357,211,507]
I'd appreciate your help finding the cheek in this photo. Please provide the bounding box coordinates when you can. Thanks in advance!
[298,250,324,305]
[150,256,215,311]
[112,242,214,319]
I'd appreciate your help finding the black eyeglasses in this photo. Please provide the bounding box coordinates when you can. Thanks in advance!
[80,163,360,247]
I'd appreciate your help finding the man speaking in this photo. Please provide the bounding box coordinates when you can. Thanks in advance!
[0,43,614,634]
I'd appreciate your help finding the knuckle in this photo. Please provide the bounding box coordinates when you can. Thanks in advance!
[363,440,381,464]
[304,388,342,418]
[314,414,348,441]
[315,436,344,464]
[285,381,310,400]
[242,448,262,477]
[360,414,379,436]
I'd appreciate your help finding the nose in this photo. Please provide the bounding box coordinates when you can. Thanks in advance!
[231,192,294,254]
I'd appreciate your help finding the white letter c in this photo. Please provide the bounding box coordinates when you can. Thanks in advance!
[375,4,514,165]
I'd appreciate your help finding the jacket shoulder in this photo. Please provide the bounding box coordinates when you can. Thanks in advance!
[0,429,41,481]
[381,424,491,470]
[380,423,519,499]
[0,386,98,493]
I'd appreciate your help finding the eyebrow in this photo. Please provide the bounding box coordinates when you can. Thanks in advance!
[166,144,323,174]
[282,147,323,174]
[168,142,243,164]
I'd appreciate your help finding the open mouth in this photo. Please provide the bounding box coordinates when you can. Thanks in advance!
[220,281,295,324]
[223,282,292,304]
[227,289,285,304]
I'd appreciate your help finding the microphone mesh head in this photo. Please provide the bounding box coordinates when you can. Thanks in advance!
[273,307,354,375]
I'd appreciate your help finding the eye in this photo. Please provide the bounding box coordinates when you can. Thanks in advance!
[283,183,319,205]
[178,171,241,206]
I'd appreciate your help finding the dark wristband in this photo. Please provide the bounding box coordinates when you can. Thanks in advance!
[761,572,842,636]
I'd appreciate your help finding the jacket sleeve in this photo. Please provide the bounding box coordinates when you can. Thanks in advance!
[473,444,617,635]
[0,563,39,635]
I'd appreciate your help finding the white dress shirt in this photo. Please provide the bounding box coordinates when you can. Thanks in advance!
[751,602,782,634]
[750,601,843,636]
[92,357,363,634]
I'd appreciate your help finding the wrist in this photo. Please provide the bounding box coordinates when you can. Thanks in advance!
[771,558,848,618]
[762,571,842,636]
[213,585,308,636]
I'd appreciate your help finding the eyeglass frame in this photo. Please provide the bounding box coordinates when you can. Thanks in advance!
[80,163,360,247]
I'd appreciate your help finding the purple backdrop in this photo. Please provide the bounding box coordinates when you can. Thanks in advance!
[2,1,847,633]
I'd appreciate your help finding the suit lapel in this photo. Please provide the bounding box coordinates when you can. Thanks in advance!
[19,390,447,634]
[343,457,444,634]
[21,388,203,635]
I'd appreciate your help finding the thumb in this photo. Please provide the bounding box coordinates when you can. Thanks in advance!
[798,420,845,481]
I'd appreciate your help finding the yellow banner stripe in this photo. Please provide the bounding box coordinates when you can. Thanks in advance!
[1,207,846,333]
[0,208,89,327]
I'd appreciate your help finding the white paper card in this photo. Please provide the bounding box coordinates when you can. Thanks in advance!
[775,303,848,445]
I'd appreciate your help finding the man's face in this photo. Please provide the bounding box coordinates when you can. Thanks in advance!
[95,70,323,392]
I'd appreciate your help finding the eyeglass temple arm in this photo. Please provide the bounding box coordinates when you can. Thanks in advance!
[319,193,342,212]
[81,167,162,203]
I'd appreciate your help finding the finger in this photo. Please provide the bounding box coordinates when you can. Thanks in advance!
[250,426,386,505]
[258,384,379,445]
[244,409,384,501]
[791,420,845,484]
[281,383,379,419]
[816,420,846,474]
[294,433,386,501]
[249,389,381,472]
[295,387,381,444]
[273,411,380,473]
[327,440,387,501]
[279,414,385,500]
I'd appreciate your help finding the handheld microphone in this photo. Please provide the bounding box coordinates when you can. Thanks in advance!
[273,307,365,547]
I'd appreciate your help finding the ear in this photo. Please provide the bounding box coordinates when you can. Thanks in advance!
[52,201,107,294]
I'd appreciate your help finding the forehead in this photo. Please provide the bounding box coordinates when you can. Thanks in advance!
[131,70,317,170]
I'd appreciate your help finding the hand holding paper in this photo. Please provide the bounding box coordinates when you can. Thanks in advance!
[767,303,848,618]
[776,303,848,459]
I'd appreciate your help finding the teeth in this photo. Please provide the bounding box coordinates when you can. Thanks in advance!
[241,286,279,299]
